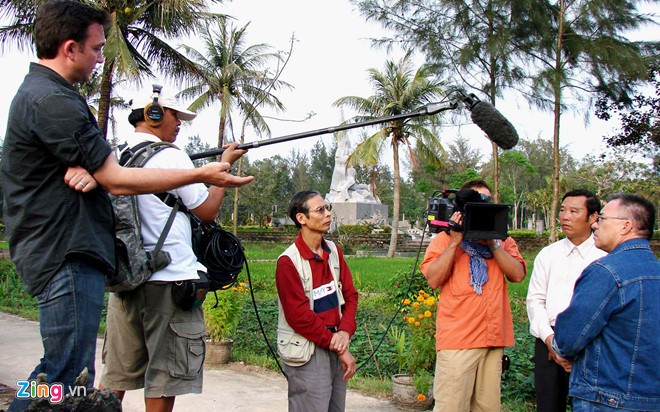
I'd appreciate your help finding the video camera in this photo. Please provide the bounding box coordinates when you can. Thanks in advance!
[426,188,510,239]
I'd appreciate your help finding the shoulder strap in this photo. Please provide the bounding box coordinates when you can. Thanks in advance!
[121,141,179,168]
[280,244,314,309]
[118,141,182,257]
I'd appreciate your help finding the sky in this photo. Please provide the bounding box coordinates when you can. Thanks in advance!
[0,0,654,167]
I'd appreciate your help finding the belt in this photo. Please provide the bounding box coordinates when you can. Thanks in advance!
[326,326,338,333]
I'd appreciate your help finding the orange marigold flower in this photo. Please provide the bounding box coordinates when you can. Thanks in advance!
[424,310,432,318]
[415,321,421,326]
[403,298,411,305]
[417,394,427,402]
[413,302,420,309]
[418,314,424,319]
[408,317,415,324]
[417,295,424,302]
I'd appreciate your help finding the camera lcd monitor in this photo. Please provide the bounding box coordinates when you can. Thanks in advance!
[462,203,510,240]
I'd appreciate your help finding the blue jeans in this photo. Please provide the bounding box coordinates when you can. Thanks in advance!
[573,398,644,412]
[8,260,105,411]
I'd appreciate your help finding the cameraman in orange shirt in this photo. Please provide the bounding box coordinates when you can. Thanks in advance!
[420,179,526,412]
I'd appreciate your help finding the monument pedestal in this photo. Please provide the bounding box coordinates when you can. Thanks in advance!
[331,202,388,226]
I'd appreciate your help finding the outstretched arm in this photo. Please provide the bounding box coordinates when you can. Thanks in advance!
[90,153,253,196]
[191,143,249,223]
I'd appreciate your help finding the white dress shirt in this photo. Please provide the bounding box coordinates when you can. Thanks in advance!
[526,235,607,342]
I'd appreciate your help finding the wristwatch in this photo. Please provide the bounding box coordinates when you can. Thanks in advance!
[489,240,501,251]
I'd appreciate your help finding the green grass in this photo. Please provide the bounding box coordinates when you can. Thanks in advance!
[242,241,286,260]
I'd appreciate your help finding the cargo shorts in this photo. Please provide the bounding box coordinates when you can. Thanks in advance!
[100,282,206,397]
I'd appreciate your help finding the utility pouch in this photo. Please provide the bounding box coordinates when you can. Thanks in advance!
[277,328,315,367]
[171,272,210,311]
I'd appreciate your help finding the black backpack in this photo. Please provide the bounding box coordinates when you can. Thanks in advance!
[105,141,181,292]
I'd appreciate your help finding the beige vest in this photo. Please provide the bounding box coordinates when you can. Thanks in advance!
[276,240,345,366]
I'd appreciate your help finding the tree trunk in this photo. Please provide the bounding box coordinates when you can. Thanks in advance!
[387,136,401,258]
[97,59,115,141]
[217,87,230,151]
[549,0,566,243]
[488,58,500,202]
[491,142,500,203]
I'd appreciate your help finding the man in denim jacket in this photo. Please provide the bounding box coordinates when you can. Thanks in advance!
[554,193,659,411]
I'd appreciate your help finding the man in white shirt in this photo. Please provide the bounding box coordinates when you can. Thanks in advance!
[526,189,607,412]
[99,85,249,412]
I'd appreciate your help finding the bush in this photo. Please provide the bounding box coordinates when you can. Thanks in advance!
[337,223,376,236]
[502,296,535,404]
[203,283,248,342]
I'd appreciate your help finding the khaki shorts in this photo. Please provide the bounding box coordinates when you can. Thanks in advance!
[433,347,504,412]
[100,282,206,398]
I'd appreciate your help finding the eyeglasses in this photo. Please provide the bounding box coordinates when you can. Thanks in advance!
[595,214,629,223]
[309,204,332,214]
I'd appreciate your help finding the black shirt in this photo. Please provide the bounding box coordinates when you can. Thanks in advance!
[1,63,115,296]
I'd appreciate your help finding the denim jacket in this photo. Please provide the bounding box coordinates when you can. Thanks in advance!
[554,238,660,411]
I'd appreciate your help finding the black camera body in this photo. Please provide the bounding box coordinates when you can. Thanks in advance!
[426,188,510,239]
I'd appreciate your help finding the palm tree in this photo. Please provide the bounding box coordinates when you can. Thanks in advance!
[0,0,221,138]
[179,20,292,233]
[179,20,291,148]
[334,52,445,257]
[77,70,130,146]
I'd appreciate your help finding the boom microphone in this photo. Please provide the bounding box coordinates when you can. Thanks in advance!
[462,94,519,150]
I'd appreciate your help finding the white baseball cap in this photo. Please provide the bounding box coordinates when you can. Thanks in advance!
[130,84,197,121]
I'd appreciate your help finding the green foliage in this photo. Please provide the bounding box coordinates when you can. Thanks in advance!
[387,325,408,374]
[400,289,437,377]
[203,283,248,342]
[337,223,377,236]
[387,269,431,304]
[502,297,536,404]
[0,259,37,320]
[233,297,279,357]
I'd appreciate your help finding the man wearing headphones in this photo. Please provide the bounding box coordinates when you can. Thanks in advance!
[98,85,243,411]
[1,2,252,411]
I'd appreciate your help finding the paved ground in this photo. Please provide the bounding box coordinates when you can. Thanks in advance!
[0,311,406,411]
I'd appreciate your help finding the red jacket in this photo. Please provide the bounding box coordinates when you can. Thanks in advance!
[276,233,358,348]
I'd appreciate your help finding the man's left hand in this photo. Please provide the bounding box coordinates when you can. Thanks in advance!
[64,166,98,192]
[338,349,357,381]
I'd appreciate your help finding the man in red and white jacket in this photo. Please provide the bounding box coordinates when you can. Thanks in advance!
[276,190,359,412]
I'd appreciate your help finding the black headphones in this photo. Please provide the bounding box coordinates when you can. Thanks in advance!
[144,84,164,126]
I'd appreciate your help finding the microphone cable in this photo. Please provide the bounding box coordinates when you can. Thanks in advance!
[354,220,430,373]
[200,225,286,375]
[202,227,244,292]
[245,257,287,376]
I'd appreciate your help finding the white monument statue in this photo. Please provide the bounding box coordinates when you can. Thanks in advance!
[326,131,380,203]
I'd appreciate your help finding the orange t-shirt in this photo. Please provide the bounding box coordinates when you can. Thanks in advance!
[420,233,526,350]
